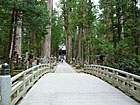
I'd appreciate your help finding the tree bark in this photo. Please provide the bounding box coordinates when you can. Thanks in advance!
[15,16,22,58]
[73,31,77,59]
[89,43,93,64]
[116,6,122,41]
[10,9,18,73]
[78,27,81,59]
[42,0,53,62]
[81,25,84,65]
[63,0,68,62]
[133,2,139,55]
[33,33,36,55]
[68,32,72,63]
[67,0,72,63]
[7,8,15,62]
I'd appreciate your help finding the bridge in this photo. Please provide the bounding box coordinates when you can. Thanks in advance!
[0,61,140,105]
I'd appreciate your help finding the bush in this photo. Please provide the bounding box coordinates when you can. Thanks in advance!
[103,53,140,76]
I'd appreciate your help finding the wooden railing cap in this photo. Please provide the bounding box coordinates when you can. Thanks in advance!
[84,64,140,80]
[11,64,49,82]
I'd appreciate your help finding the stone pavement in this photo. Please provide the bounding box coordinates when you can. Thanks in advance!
[18,62,139,105]
[55,62,76,73]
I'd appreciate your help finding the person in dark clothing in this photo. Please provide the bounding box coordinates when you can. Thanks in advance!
[29,50,34,67]
[61,59,63,63]
[100,55,105,63]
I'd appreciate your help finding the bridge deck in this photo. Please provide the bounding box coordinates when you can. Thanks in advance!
[19,62,139,105]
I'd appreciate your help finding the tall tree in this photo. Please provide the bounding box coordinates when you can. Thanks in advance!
[51,9,64,57]
[42,0,53,62]
[0,0,50,72]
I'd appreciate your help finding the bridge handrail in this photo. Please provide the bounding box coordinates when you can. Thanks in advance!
[85,64,140,80]
[11,64,47,82]
[84,64,140,102]
[10,64,50,105]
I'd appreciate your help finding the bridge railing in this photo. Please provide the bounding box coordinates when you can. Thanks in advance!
[0,64,49,105]
[10,64,49,105]
[84,65,140,101]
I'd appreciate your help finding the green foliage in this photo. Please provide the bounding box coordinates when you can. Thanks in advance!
[103,54,140,75]
[0,0,50,57]
[92,0,140,75]
[51,9,65,57]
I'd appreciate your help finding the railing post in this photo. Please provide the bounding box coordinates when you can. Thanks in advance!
[0,63,11,105]
[112,71,118,86]
[126,75,134,93]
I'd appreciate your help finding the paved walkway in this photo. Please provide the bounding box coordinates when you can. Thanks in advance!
[55,62,76,73]
[19,62,139,105]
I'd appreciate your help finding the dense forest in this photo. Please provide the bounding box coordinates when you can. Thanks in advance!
[0,0,50,72]
[0,0,140,75]
[53,0,140,75]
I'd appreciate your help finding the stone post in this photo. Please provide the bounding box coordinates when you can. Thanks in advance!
[0,63,11,105]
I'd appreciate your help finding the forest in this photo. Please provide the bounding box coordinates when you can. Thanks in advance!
[0,0,140,75]
[54,0,140,75]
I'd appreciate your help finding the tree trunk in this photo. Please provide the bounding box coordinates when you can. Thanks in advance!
[42,0,53,62]
[7,8,15,62]
[43,28,51,62]
[87,24,90,63]
[66,0,72,63]
[134,34,139,55]
[68,32,72,63]
[84,28,88,62]
[104,13,112,41]
[116,6,122,41]
[81,25,84,65]
[10,10,18,73]
[15,16,22,58]
[133,2,139,55]
[65,30,68,62]
[89,43,93,64]
[63,0,69,62]
[77,27,81,59]
[121,12,124,40]
[73,31,77,59]
[28,32,30,52]
[41,40,45,56]
[33,33,36,55]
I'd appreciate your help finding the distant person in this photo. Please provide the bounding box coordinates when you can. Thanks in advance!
[100,55,105,63]
[59,56,61,62]
[26,59,30,69]
[32,58,37,66]
[64,55,66,61]
[29,50,34,67]
[25,50,29,61]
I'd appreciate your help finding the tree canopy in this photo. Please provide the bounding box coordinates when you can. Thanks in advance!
[0,0,140,75]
